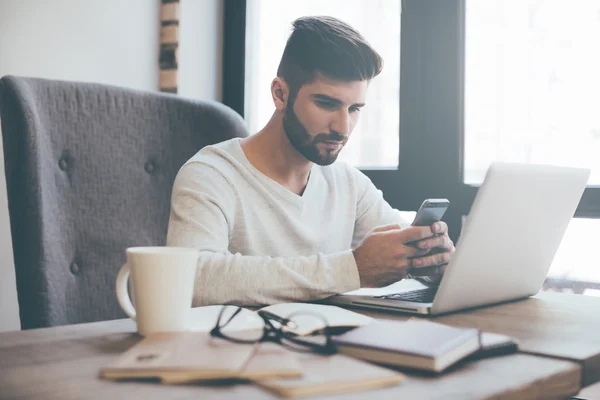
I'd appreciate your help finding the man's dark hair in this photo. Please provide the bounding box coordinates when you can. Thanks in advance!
[277,16,383,99]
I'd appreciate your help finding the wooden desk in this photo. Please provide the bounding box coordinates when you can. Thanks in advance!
[0,320,580,400]
[361,291,600,386]
[3,291,597,399]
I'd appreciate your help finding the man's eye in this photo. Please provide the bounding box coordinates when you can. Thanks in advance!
[350,107,362,113]
[316,101,336,109]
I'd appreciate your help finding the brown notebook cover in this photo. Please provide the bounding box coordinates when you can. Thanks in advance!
[332,319,481,372]
[255,353,404,398]
[100,332,302,383]
[160,341,304,384]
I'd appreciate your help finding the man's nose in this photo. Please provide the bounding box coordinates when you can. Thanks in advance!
[330,109,351,135]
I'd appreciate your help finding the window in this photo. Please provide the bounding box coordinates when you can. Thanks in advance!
[546,219,600,295]
[223,0,600,295]
[465,0,600,184]
[243,0,401,168]
[463,0,600,293]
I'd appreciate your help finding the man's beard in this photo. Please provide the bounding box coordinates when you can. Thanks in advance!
[282,100,347,166]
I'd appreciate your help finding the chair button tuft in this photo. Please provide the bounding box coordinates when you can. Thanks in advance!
[59,157,68,171]
[144,161,155,174]
[70,262,80,275]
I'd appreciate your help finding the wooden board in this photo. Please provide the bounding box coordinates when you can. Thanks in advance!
[159,0,179,93]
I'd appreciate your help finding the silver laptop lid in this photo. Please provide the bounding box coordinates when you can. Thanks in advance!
[430,162,590,314]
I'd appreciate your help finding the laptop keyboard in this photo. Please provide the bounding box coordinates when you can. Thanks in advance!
[374,287,438,303]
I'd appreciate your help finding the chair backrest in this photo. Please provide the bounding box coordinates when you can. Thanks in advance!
[0,75,248,329]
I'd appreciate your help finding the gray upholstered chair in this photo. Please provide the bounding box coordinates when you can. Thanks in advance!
[0,75,248,329]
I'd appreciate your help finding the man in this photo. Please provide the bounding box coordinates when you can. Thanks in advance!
[167,16,455,306]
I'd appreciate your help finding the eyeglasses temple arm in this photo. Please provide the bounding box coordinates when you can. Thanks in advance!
[258,310,293,327]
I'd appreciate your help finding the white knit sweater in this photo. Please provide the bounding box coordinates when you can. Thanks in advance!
[166,138,411,306]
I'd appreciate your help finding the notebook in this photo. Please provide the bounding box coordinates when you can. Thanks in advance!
[331,319,481,372]
[463,331,519,361]
[255,353,404,398]
[407,318,519,361]
[188,303,374,336]
[100,332,302,383]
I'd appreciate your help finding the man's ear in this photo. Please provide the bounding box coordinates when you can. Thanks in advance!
[271,77,289,111]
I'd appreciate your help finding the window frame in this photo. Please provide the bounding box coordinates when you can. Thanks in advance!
[222,0,246,118]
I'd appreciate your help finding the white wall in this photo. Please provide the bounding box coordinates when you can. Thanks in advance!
[0,0,161,90]
[0,124,18,333]
[179,0,224,101]
[0,0,223,332]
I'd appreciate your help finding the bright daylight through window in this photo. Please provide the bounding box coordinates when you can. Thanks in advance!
[465,0,600,293]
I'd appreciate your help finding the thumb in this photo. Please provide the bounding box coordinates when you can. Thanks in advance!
[371,223,402,233]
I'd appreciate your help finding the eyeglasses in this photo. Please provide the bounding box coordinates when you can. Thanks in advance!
[210,306,336,355]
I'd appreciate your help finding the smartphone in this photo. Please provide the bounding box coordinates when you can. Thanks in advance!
[406,198,450,249]
[411,198,450,227]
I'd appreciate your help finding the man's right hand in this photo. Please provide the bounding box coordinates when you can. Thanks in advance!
[352,224,434,287]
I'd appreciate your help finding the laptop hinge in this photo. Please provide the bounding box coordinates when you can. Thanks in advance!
[351,301,422,313]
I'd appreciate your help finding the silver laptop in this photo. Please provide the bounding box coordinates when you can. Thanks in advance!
[328,162,590,315]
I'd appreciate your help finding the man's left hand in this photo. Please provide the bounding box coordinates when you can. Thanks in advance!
[407,221,455,285]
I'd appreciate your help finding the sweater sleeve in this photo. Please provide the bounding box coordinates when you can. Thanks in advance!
[351,167,415,248]
[166,162,360,306]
